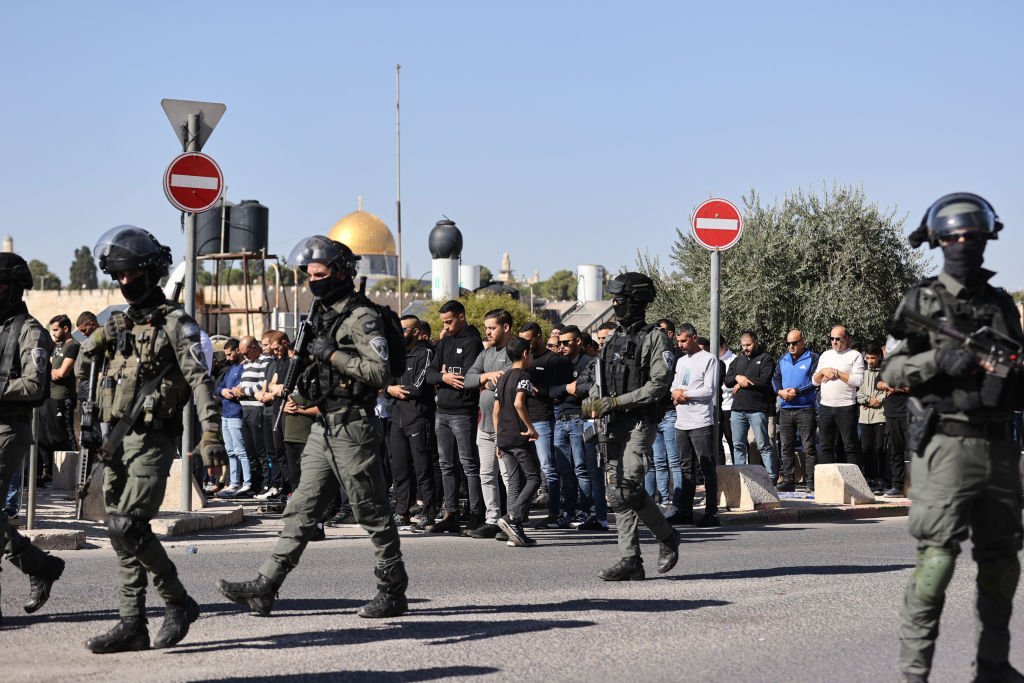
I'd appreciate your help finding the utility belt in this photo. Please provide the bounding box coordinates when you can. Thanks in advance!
[317,401,373,428]
[935,420,1012,440]
[557,411,582,421]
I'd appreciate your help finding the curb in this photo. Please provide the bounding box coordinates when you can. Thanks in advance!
[152,505,245,536]
[24,529,87,550]
[719,502,910,526]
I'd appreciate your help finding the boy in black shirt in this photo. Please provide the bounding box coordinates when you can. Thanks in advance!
[493,336,541,547]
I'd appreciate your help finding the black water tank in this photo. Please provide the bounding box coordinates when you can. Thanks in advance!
[428,218,462,259]
[195,200,269,255]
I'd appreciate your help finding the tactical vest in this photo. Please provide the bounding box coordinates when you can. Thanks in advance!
[98,306,191,430]
[911,278,1023,415]
[601,323,654,398]
[0,313,49,411]
[306,303,375,412]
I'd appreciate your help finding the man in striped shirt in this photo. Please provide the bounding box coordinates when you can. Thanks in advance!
[232,335,271,495]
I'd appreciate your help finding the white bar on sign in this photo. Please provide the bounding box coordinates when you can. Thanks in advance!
[170,174,219,190]
[695,217,739,231]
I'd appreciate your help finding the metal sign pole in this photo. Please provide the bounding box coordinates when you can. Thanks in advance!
[710,249,722,469]
[26,408,39,530]
[180,112,200,512]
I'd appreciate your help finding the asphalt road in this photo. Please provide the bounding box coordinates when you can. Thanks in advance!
[3,515,1021,682]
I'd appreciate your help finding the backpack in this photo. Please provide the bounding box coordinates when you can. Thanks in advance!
[340,294,407,379]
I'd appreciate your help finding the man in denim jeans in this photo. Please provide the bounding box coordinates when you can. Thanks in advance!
[772,329,819,492]
[649,319,683,518]
[551,325,607,530]
[425,300,484,534]
[724,330,777,481]
[519,322,571,529]
[216,339,251,497]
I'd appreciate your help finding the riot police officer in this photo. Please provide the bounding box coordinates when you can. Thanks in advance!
[0,253,64,625]
[582,272,680,581]
[218,236,408,618]
[80,226,225,653]
[882,194,1024,683]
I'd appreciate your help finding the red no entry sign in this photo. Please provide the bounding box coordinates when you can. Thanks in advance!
[691,198,743,251]
[163,152,224,213]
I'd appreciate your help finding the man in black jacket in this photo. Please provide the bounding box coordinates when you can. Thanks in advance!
[386,316,437,528]
[424,300,484,533]
[723,329,778,481]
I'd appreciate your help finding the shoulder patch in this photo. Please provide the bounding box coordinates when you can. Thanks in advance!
[370,337,390,361]
[188,342,207,369]
[31,348,48,374]
[363,318,382,334]
[662,350,675,369]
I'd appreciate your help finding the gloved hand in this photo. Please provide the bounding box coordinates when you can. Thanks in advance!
[104,315,119,340]
[199,430,227,465]
[311,336,338,364]
[581,396,619,418]
[936,347,978,378]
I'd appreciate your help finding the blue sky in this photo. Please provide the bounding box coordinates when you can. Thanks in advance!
[1,2,1021,289]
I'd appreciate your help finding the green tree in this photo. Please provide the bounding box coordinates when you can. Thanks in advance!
[639,184,929,355]
[371,277,430,295]
[417,292,550,342]
[28,259,61,290]
[479,266,493,287]
[539,269,578,301]
[69,245,98,289]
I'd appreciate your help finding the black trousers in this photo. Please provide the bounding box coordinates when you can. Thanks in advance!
[779,407,817,484]
[717,409,733,466]
[818,404,860,469]
[886,415,908,489]
[241,406,267,491]
[677,426,718,517]
[262,407,288,491]
[501,443,541,523]
[388,417,437,518]
[859,422,887,483]
[284,441,305,492]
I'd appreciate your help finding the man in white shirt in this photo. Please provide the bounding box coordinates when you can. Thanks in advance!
[671,324,719,527]
[812,325,865,483]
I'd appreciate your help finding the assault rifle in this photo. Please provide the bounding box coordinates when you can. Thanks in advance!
[894,304,1023,379]
[274,298,320,432]
[592,357,611,469]
[75,358,102,519]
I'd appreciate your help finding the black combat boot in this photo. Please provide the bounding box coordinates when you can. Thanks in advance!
[152,596,200,649]
[218,574,278,617]
[24,555,65,614]
[657,529,680,574]
[85,617,150,653]
[357,563,409,618]
[599,556,645,581]
[974,660,1024,683]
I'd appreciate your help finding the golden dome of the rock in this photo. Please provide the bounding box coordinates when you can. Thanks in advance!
[327,210,396,256]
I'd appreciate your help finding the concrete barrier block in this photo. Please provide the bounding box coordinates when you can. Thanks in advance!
[160,459,208,512]
[152,505,244,536]
[80,463,107,523]
[814,464,875,505]
[25,529,86,550]
[717,465,781,511]
[52,451,80,490]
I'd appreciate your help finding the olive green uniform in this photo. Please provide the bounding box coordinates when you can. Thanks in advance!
[79,302,221,618]
[0,306,63,583]
[881,270,1024,678]
[259,292,402,585]
[592,323,676,559]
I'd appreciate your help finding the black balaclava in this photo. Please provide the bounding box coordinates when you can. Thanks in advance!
[309,271,354,305]
[942,239,987,287]
[0,285,24,321]
[612,297,647,328]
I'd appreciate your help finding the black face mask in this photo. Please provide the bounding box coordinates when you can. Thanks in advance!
[309,275,353,304]
[942,239,986,286]
[612,297,646,325]
[0,286,23,321]
[119,275,152,304]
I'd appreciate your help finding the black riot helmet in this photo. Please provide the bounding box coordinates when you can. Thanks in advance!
[608,272,657,323]
[289,235,361,304]
[0,253,34,291]
[95,226,173,304]
[919,193,1002,248]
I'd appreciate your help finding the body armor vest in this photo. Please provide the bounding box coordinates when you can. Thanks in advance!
[307,304,373,412]
[601,323,653,399]
[913,279,1022,415]
[98,307,190,429]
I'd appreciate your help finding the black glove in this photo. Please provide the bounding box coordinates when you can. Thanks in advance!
[936,347,978,378]
[104,315,119,340]
[311,336,338,364]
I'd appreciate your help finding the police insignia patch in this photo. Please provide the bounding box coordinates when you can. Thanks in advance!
[188,342,206,369]
[370,337,390,361]
[181,321,201,341]
[663,350,675,369]
[363,318,382,334]
[31,348,48,374]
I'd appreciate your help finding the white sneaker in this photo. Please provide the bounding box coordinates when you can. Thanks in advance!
[255,487,280,501]
[233,483,252,497]
[660,504,678,519]
[217,485,239,497]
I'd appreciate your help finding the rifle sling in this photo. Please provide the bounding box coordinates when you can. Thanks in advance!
[99,364,174,460]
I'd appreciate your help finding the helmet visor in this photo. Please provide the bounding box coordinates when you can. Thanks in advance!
[94,225,168,276]
[929,200,997,239]
[606,279,626,296]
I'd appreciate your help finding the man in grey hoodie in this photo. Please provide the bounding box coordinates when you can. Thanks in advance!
[463,308,514,539]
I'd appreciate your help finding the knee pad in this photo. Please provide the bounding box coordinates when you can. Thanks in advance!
[914,546,957,604]
[106,514,155,554]
[977,557,1021,603]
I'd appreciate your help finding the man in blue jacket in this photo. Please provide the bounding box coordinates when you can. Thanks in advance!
[772,329,819,492]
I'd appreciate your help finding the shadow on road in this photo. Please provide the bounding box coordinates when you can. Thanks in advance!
[189,666,500,682]
[665,563,913,581]
[413,596,730,617]
[172,617,595,653]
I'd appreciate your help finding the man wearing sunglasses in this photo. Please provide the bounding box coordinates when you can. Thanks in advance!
[812,325,865,485]
[772,329,819,492]
[882,194,1024,683]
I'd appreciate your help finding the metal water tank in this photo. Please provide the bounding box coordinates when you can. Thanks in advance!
[196,201,234,256]
[459,264,481,291]
[231,200,269,253]
[577,264,605,304]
